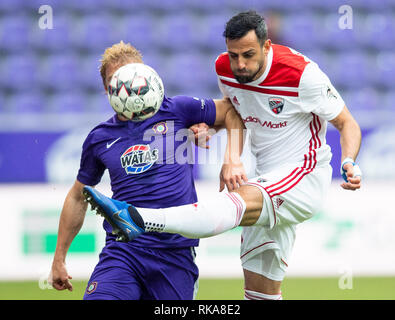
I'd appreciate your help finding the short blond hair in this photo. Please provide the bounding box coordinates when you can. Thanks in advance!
[99,40,143,88]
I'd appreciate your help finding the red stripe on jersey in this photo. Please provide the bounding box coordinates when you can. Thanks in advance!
[227,192,243,226]
[225,193,242,227]
[263,114,322,199]
[266,168,304,194]
[270,167,314,198]
[220,79,299,97]
[265,167,300,192]
[215,52,234,79]
[215,44,309,90]
[313,113,322,148]
[259,44,309,88]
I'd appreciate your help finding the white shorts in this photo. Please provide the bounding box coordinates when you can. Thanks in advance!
[240,163,332,281]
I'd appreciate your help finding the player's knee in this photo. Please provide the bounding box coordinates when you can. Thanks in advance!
[243,267,282,297]
[235,185,264,226]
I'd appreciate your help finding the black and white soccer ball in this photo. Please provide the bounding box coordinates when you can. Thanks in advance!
[107,63,164,121]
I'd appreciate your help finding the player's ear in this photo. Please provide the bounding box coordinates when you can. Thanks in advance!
[263,39,271,53]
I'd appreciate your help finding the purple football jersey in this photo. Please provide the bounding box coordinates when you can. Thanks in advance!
[77,95,216,248]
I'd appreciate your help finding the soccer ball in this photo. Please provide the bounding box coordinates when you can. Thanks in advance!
[107,63,164,121]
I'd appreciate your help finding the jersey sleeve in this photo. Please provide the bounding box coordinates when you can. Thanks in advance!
[299,62,345,121]
[76,132,106,186]
[217,77,229,98]
[172,95,217,127]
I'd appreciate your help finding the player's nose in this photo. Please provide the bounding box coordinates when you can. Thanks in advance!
[237,59,246,70]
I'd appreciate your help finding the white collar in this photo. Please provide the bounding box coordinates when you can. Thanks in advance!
[247,45,273,85]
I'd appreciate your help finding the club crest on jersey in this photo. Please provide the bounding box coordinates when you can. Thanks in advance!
[268,97,284,114]
[152,122,168,134]
[120,144,159,174]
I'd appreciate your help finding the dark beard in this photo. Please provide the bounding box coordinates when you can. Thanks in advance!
[234,64,263,84]
[234,74,255,84]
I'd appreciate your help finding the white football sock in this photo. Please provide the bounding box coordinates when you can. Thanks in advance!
[244,289,283,300]
[135,192,246,238]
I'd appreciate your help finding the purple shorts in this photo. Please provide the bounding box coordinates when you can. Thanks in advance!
[83,240,199,300]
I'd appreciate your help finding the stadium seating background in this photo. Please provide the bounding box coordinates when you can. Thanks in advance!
[1,1,395,288]
[0,1,394,182]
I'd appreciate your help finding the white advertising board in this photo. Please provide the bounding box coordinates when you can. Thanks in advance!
[0,180,393,281]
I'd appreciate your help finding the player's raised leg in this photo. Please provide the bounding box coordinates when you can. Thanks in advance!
[83,185,267,242]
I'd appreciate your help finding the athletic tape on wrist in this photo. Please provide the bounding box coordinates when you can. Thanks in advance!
[340,157,362,182]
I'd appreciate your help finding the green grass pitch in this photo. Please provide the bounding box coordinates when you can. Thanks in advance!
[0,277,395,300]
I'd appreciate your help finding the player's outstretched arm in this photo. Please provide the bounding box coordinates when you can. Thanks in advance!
[189,97,234,149]
[51,180,88,291]
[189,97,247,190]
[220,101,247,191]
[330,105,362,190]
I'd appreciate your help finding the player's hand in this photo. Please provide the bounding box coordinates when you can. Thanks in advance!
[220,162,248,192]
[340,162,362,191]
[51,261,73,291]
[189,123,212,149]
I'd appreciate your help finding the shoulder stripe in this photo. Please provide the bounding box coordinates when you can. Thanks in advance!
[220,79,299,97]
[215,52,234,79]
[260,44,309,88]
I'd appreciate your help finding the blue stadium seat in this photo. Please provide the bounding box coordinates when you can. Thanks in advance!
[39,55,81,92]
[87,93,113,113]
[145,0,188,12]
[303,0,345,10]
[72,14,118,52]
[0,16,31,53]
[80,55,105,92]
[155,15,202,52]
[119,14,156,52]
[48,92,87,113]
[63,0,106,13]
[141,52,166,77]
[187,0,232,12]
[330,52,373,90]
[163,54,214,97]
[362,14,395,50]
[0,55,39,92]
[103,0,148,13]
[279,13,321,51]
[342,88,379,111]
[383,90,395,110]
[198,15,228,52]
[350,0,392,11]
[6,93,46,113]
[0,92,5,112]
[248,0,304,12]
[22,0,66,12]
[318,13,363,50]
[373,52,395,89]
[0,0,25,13]
[31,14,73,53]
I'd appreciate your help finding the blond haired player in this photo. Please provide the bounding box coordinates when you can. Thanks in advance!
[83,11,362,300]
[50,40,240,300]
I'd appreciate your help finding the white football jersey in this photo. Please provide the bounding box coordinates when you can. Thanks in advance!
[216,44,345,175]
